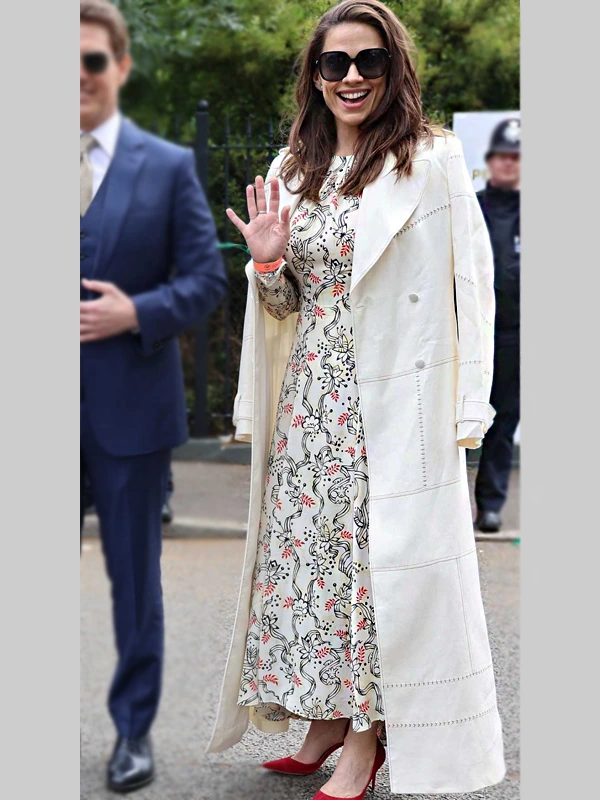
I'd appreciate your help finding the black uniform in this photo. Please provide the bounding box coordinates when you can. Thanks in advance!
[474,182,520,513]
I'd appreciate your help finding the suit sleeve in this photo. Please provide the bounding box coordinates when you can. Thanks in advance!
[132,149,228,356]
[447,136,496,448]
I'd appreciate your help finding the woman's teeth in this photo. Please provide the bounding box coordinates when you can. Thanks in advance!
[339,90,369,103]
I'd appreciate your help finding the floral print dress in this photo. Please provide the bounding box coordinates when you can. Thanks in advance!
[237,155,385,733]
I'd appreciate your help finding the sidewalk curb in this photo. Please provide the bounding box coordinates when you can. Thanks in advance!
[83,516,519,543]
[82,516,247,540]
[173,438,251,464]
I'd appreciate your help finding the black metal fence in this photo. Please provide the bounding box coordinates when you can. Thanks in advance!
[185,101,287,437]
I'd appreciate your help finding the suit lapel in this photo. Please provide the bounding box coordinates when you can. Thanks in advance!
[95,119,146,274]
[350,152,431,293]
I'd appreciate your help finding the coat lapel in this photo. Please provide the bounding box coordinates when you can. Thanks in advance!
[350,152,431,293]
[273,158,303,222]
[264,147,432,293]
[96,119,146,273]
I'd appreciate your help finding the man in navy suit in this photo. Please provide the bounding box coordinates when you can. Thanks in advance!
[80,1,227,791]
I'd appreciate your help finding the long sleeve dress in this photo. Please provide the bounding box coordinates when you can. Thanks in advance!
[237,155,385,733]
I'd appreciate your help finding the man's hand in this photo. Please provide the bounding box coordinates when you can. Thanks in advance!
[80,280,139,343]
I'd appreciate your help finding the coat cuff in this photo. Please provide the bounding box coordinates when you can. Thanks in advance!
[455,397,496,429]
[456,420,485,449]
[455,397,496,449]
[232,395,253,442]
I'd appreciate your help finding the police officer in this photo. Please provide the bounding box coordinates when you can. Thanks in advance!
[474,118,520,532]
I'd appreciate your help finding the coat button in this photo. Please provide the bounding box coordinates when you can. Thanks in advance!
[80,253,86,261]
[409,293,419,302]
[80,231,86,239]
[415,359,425,369]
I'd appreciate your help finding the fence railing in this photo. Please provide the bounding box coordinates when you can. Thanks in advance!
[190,100,287,437]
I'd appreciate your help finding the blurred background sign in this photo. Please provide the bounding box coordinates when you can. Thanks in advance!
[452,111,521,192]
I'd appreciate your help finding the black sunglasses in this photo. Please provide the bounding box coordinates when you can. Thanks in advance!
[81,51,111,74]
[316,48,391,82]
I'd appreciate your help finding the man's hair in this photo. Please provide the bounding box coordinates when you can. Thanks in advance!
[80,0,130,60]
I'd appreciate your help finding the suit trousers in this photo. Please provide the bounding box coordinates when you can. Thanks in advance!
[474,331,520,513]
[81,400,170,738]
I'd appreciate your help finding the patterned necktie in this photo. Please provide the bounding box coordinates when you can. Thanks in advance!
[80,133,97,216]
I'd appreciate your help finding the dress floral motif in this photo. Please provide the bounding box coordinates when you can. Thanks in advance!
[237,156,385,733]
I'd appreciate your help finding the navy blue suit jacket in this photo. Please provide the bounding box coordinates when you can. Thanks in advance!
[80,119,227,457]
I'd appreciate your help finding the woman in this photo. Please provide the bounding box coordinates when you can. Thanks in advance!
[207,1,506,797]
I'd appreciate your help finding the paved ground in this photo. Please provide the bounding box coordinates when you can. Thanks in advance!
[81,537,520,800]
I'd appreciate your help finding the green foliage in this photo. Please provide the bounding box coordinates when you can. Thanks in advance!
[116,0,519,136]
[391,0,520,122]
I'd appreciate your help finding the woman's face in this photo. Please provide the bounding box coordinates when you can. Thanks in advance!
[314,22,388,131]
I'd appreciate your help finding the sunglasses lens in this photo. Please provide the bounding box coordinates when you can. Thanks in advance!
[83,52,109,74]
[320,52,350,81]
[355,49,389,79]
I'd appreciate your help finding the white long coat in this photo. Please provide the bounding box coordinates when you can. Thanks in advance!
[206,132,506,795]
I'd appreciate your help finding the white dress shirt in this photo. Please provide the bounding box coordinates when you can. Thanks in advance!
[80,110,122,198]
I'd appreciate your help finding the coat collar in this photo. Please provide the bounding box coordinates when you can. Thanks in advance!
[96,118,146,272]
[351,152,431,292]
[274,147,432,294]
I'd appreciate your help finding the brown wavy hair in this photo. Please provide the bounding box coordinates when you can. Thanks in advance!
[280,0,434,202]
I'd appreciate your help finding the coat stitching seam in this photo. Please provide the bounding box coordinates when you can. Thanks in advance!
[371,475,461,500]
[415,372,427,488]
[455,272,477,286]
[393,203,450,238]
[387,705,496,728]
[361,356,458,384]
[371,546,475,573]
[383,663,492,688]
[456,556,474,672]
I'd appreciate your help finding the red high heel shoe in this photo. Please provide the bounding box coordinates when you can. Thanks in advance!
[263,721,350,775]
[312,739,386,799]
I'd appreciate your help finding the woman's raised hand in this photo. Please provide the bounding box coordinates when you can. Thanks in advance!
[226,175,291,264]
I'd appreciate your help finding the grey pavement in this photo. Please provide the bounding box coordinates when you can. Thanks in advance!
[81,535,520,800]
[83,460,520,541]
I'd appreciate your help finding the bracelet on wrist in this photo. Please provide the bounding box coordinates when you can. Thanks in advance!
[253,256,283,274]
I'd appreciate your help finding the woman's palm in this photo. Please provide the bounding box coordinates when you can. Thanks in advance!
[226,175,291,264]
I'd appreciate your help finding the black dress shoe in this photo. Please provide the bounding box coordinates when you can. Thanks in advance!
[107,736,154,793]
[161,500,173,525]
[476,510,502,533]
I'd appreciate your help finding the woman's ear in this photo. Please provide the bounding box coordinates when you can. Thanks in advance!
[313,70,323,92]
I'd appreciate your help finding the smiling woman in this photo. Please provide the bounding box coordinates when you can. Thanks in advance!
[279,0,433,203]
[208,1,505,798]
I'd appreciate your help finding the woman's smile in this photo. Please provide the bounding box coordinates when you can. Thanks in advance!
[336,88,372,110]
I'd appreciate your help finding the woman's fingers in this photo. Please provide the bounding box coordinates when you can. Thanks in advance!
[246,183,258,219]
[280,204,291,226]
[226,207,247,236]
[268,178,279,216]
[255,175,267,213]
